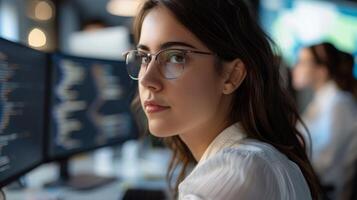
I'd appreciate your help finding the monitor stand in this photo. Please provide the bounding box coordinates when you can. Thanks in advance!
[44,158,117,190]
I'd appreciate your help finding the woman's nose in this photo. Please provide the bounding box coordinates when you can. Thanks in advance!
[139,60,163,92]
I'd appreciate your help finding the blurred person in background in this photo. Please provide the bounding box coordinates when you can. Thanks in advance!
[293,42,357,200]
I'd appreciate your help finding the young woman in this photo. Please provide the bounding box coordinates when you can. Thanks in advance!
[123,0,320,199]
[293,42,357,199]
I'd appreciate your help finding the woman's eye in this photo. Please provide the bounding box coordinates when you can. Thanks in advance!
[169,54,185,64]
[141,56,150,64]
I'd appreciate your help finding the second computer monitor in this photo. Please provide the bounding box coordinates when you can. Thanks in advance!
[48,54,137,159]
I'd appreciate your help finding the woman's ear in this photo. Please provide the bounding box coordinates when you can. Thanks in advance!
[222,58,247,94]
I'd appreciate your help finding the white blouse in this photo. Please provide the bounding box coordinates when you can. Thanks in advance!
[178,123,312,200]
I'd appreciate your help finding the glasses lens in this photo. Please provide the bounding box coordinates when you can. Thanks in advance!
[159,50,185,79]
[125,51,148,79]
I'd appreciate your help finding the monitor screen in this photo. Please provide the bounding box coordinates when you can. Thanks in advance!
[48,54,137,159]
[0,38,47,187]
[260,0,357,78]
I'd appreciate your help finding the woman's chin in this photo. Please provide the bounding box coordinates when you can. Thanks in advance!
[148,122,178,138]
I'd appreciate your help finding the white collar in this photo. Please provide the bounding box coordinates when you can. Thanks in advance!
[198,122,246,163]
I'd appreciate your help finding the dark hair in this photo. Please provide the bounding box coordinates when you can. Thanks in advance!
[307,42,357,99]
[132,0,321,199]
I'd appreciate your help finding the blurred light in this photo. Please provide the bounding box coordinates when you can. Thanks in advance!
[0,2,19,41]
[34,0,54,21]
[107,0,141,17]
[69,26,131,60]
[261,0,284,11]
[28,28,47,47]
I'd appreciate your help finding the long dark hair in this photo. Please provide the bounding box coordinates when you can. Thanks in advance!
[307,42,357,99]
[132,0,321,199]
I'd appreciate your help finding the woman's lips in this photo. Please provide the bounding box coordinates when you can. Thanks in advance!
[145,105,170,113]
[144,101,170,113]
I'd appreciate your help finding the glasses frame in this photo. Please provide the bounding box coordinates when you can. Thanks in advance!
[122,48,214,80]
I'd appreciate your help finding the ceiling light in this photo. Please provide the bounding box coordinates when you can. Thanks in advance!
[28,28,47,47]
[107,0,142,17]
[34,0,54,21]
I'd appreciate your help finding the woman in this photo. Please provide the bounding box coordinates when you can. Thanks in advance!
[123,0,320,199]
[293,42,357,199]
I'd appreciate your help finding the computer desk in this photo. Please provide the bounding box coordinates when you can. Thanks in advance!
[3,147,171,200]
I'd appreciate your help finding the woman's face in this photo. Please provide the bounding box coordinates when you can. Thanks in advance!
[292,48,319,90]
[138,6,228,137]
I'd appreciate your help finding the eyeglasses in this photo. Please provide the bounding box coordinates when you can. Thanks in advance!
[122,48,214,80]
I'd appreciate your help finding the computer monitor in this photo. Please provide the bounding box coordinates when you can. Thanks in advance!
[0,38,47,188]
[259,0,357,78]
[46,53,138,189]
[48,53,137,159]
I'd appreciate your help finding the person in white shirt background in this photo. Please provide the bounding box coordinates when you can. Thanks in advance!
[122,0,321,199]
[293,42,357,200]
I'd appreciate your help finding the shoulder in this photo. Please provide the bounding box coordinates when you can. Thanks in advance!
[186,140,279,180]
[212,139,294,168]
[328,92,357,124]
[329,90,357,111]
[179,140,312,200]
[223,139,286,161]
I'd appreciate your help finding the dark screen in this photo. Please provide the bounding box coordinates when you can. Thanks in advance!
[48,54,137,159]
[0,38,46,187]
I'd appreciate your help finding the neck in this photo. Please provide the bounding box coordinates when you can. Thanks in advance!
[313,73,331,92]
[313,79,329,92]
[179,95,233,161]
[179,118,231,162]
